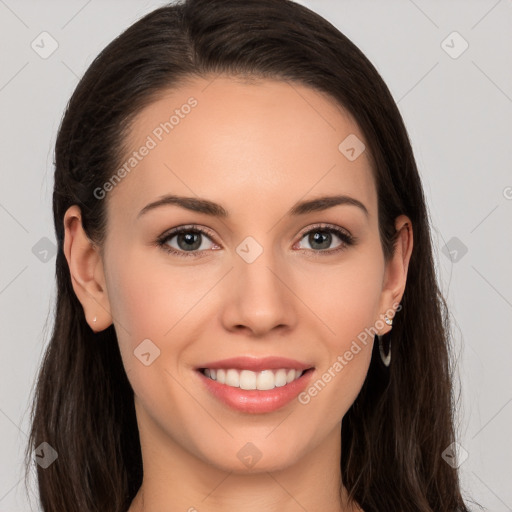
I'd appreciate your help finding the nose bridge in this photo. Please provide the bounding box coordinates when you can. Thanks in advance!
[222,234,296,334]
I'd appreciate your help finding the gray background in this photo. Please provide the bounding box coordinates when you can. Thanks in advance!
[1,0,511,510]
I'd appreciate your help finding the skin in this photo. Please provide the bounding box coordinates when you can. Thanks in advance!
[63,75,413,512]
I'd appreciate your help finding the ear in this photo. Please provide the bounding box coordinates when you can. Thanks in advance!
[377,214,413,334]
[63,205,113,332]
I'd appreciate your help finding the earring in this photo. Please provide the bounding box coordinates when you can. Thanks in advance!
[378,335,391,366]
[93,316,97,323]
[378,316,393,366]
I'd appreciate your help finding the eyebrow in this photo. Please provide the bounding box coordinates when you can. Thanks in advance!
[137,193,369,219]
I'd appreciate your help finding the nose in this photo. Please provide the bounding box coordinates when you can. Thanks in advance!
[220,244,297,337]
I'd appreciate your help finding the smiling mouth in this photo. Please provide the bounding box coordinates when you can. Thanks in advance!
[198,367,314,391]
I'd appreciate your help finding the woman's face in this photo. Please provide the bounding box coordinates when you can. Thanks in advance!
[86,76,410,473]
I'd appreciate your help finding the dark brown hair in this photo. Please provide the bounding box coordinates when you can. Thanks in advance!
[25,0,470,510]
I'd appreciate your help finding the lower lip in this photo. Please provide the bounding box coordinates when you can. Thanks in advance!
[197,369,315,414]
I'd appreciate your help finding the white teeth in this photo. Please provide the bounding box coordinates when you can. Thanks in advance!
[216,368,226,384]
[256,370,275,390]
[225,369,240,387]
[202,368,305,390]
[239,370,256,390]
[275,369,287,387]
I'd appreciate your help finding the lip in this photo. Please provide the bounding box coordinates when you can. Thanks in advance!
[196,356,313,373]
[196,368,314,414]
[196,361,315,414]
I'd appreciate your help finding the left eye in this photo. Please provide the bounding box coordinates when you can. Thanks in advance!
[295,226,354,252]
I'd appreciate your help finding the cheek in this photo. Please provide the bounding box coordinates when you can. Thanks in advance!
[104,247,219,381]
[296,266,379,425]
[105,254,159,337]
[105,247,194,336]
[104,254,192,417]
[103,248,176,375]
[292,252,382,412]
[294,250,384,345]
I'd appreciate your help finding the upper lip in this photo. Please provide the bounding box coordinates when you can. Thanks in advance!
[197,356,314,372]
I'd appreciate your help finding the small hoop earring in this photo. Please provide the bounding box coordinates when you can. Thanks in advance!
[378,335,391,367]
[378,314,395,366]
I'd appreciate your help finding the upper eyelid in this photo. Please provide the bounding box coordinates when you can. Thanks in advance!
[159,224,217,242]
[296,222,351,238]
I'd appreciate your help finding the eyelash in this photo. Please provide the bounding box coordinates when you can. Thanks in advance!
[156,223,356,259]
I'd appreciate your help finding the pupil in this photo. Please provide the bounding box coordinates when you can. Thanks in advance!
[178,232,201,251]
[310,231,331,250]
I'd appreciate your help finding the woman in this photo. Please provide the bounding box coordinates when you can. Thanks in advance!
[25,0,470,510]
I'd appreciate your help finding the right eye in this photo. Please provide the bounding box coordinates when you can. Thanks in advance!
[156,225,220,258]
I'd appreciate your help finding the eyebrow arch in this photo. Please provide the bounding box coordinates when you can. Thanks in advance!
[137,193,369,219]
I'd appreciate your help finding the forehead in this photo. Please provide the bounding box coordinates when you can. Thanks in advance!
[106,75,376,224]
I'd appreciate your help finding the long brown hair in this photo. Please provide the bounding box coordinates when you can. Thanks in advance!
[25,1,470,510]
